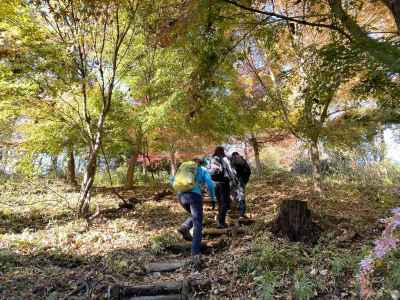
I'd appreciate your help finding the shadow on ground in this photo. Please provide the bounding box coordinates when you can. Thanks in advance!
[0,246,154,299]
[0,210,72,234]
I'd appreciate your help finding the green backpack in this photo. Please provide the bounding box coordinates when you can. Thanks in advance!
[173,161,198,192]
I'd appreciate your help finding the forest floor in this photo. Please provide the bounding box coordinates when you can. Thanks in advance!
[0,171,398,299]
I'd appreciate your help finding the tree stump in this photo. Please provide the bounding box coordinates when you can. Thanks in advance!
[271,198,320,243]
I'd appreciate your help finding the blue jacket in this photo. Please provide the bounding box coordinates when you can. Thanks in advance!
[170,166,216,200]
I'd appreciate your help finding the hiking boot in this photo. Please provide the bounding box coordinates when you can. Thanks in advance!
[192,254,202,272]
[177,226,192,241]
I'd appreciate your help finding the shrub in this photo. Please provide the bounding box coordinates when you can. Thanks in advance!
[294,270,315,300]
[238,238,299,275]
[259,147,284,171]
[149,233,178,255]
[254,271,280,300]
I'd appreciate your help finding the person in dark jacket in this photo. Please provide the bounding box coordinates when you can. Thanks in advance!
[230,152,251,218]
[208,146,237,228]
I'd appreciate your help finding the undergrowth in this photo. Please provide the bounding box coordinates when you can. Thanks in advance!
[238,234,364,299]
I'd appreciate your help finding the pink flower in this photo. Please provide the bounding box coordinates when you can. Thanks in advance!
[360,272,375,299]
[373,238,397,258]
[358,207,400,299]
[360,257,374,273]
[393,214,400,228]
[391,207,400,214]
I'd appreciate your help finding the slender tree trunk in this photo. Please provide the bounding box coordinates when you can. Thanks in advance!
[78,126,104,217]
[142,161,148,183]
[66,147,77,186]
[309,140,322,194]
[244,140,249,161]
[377,123,385,162]
[125,152,138,189]
[170,149,177,176]
[78,148,98,217]
[382,0,400,32]
[51,155,58,176]
[250,133,262,177]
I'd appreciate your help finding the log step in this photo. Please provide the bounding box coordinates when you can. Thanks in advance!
[203,227,246,237]
[127,295,186,300]
[238,218,256,226]
[165,238,226,254]
[108,279,210,299]
[145,260,191,273]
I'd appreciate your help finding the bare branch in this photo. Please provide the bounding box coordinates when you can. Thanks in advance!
[221,0,352,39]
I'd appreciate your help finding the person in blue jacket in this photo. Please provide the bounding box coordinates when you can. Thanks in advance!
[171,158,216,271]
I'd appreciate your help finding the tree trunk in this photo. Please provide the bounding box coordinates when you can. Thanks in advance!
[142,162,148,183]
[271,198,320,243]
[170,149,177,176]
[78,134,102,218]
[66,147,77,186]
[309,140,322,194]
[78,150,97,217]
[244,140,249,161]
[383,0,400,32]
[125,152,138,189]
[377,123,385,162]
[250,133,262,177]
[51,155,58,176]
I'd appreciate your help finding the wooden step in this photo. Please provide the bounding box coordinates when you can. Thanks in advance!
[145,260,190,273]
[203,227,246,237]
[165,238,226,254]
[127,295,186,300]
[107,279,210,300]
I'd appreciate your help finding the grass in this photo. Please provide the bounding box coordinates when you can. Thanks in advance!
[237,216,375,299]
[254,271,280,300]
[294,269,315,300]
[149,232,179,255]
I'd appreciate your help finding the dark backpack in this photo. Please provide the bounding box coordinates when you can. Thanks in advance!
[231,156,251,184]
[208,156,229,183]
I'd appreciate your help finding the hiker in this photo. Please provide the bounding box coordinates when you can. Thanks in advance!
[230,152,251,219]
[208,146,238,228]
[171,158,216,271]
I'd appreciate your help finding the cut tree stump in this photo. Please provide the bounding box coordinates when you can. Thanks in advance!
[107,279,210,300]
[271,198,320,243]
[145,260,190,273]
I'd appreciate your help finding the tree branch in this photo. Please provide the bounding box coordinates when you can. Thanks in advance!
[220,0,352,39]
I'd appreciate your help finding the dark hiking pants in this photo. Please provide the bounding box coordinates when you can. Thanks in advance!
[216,180,230,226]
